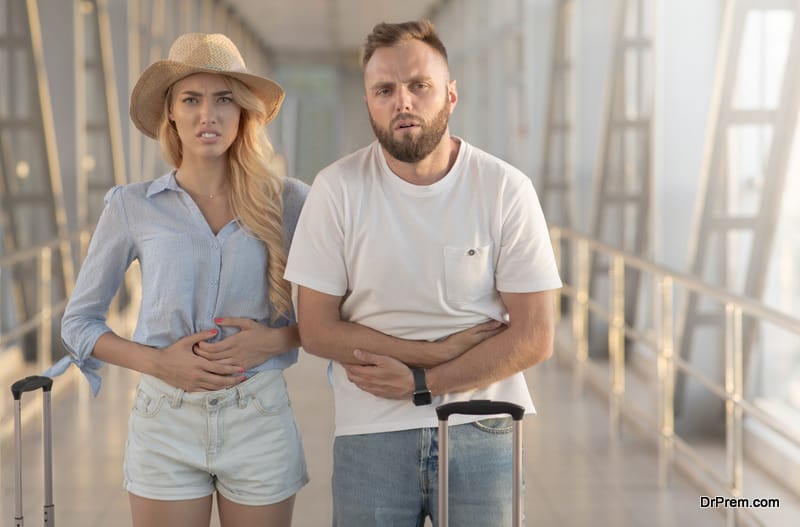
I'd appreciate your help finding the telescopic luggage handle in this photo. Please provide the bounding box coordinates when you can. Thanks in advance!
[11,375,55,527]
[436,400,525,421]
[11,375,53,399]
[437,400,525,527]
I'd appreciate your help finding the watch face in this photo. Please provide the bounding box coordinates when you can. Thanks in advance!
[414,391,432,406]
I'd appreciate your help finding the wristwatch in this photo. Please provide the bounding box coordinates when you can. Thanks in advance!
[411,367,432,406]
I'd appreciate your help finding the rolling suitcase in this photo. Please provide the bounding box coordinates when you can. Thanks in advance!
[11,375,55,527]
[436,400,525,527]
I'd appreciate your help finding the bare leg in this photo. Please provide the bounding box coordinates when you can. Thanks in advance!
[218,493,295,527]
[129,493,213,527]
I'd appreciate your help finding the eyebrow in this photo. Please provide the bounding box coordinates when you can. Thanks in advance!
[368,76,433,92]
[178,90,233,97]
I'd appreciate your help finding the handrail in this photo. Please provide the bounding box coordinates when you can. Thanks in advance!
[550,225,800,514]
[0,229,91,267]
[554,226,800,333]
[0,227,95,371]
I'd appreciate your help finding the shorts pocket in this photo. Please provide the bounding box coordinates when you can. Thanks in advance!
[250,374,291,416]
[443,243,495,305]
[131,387,166,418]
[471,417,514,434]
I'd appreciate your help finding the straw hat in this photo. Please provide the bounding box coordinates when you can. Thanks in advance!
[130,32,284,139]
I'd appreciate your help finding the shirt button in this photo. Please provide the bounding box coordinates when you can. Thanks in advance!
[211,278,218,285]
[209,398,218,406]
[468,249,476,256]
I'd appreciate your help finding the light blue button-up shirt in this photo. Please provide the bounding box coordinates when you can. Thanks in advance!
[48,171,309,395]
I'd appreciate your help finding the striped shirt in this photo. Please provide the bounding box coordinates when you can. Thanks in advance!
[50,171,308,395]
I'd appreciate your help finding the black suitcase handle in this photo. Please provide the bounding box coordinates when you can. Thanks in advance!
[436,400,525,421]
[11,375,53,400]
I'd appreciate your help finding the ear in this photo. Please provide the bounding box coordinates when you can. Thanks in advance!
[447,79,458,114]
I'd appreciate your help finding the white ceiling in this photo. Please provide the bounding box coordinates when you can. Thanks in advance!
[226,0,441,62]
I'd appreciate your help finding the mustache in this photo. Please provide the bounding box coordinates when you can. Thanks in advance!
[390,113,422,127]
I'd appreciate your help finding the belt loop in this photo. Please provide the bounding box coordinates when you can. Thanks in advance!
[171,387,184,409]
[237,384,247,408]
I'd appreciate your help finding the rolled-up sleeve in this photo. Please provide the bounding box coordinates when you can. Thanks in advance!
[51,186,136,394]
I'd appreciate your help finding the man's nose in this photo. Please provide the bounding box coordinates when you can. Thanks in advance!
[395,86,412,112]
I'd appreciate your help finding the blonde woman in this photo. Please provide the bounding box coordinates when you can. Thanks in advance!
[51,33,308,526]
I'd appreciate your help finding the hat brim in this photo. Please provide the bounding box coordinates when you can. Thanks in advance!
[130,60,285,139]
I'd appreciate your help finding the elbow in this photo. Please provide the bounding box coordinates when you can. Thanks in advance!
[297,320,327,358]
[536,339,555,365]
[523,326,555,368]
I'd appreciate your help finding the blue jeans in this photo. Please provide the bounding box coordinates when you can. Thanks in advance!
[332,418,522,527]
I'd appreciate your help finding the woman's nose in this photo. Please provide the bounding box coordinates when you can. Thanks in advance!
[199,101,216,124]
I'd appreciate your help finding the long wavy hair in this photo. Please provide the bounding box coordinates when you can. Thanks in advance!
[159,76,290,323]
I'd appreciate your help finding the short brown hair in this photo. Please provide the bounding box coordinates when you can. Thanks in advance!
[362,20,448,67]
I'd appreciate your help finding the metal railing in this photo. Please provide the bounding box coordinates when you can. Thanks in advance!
[0,229,94,371]
[551,225,800,525]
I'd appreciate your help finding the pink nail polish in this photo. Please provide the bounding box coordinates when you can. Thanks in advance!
[214,318,223,324]
[210,329,218,335]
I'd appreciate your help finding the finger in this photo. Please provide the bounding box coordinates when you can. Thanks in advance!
[202,359,246,376]
[196,350,239,366]
[353,349,382,364]
[183,328,219,346]
[192,344,219,360]
[194,339,230,354]
[346,368,368,386]
[344,363,367,376]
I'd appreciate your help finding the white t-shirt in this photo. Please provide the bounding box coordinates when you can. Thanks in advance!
[285,138,562,436]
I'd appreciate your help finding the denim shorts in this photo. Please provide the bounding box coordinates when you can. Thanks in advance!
[332,418,523,526]
[123,370,309,505]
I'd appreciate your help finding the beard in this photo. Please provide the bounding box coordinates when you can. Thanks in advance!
[369,95,450,163]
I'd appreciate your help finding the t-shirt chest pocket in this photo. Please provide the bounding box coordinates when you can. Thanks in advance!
[443,243,495,305]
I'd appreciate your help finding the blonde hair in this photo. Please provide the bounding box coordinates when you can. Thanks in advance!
[159,76,291,323]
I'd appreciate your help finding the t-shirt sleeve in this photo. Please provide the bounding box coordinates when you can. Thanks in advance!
[284,174,349,297]
[495,177,563,293]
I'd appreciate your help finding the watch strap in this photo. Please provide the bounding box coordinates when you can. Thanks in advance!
[411,367,432,406]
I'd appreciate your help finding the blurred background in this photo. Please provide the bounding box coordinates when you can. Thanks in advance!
[1,0,799,525]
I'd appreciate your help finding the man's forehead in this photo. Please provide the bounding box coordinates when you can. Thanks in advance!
[364,40,448,80]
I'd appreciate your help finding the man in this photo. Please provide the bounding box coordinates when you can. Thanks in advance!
[285,19,562,526]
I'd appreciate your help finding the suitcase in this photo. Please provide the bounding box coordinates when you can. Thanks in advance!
[436,400,525,527]
[11,375,55,527]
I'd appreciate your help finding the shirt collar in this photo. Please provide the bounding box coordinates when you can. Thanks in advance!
[146,171,180,198]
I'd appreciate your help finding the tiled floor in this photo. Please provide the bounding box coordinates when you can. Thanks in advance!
[0,346,793,526]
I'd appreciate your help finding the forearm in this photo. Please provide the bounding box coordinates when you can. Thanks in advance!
[267,324,301,358]
[299,317,443,367]
[426,291,556,396]
[92,332,161,376]
[426,322,552,396]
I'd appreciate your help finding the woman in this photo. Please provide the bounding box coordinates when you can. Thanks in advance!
[51,33,308,526]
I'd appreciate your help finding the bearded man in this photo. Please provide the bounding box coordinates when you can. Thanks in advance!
[285,19,562,527]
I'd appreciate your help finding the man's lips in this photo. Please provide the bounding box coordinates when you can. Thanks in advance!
[394,121,420,131]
